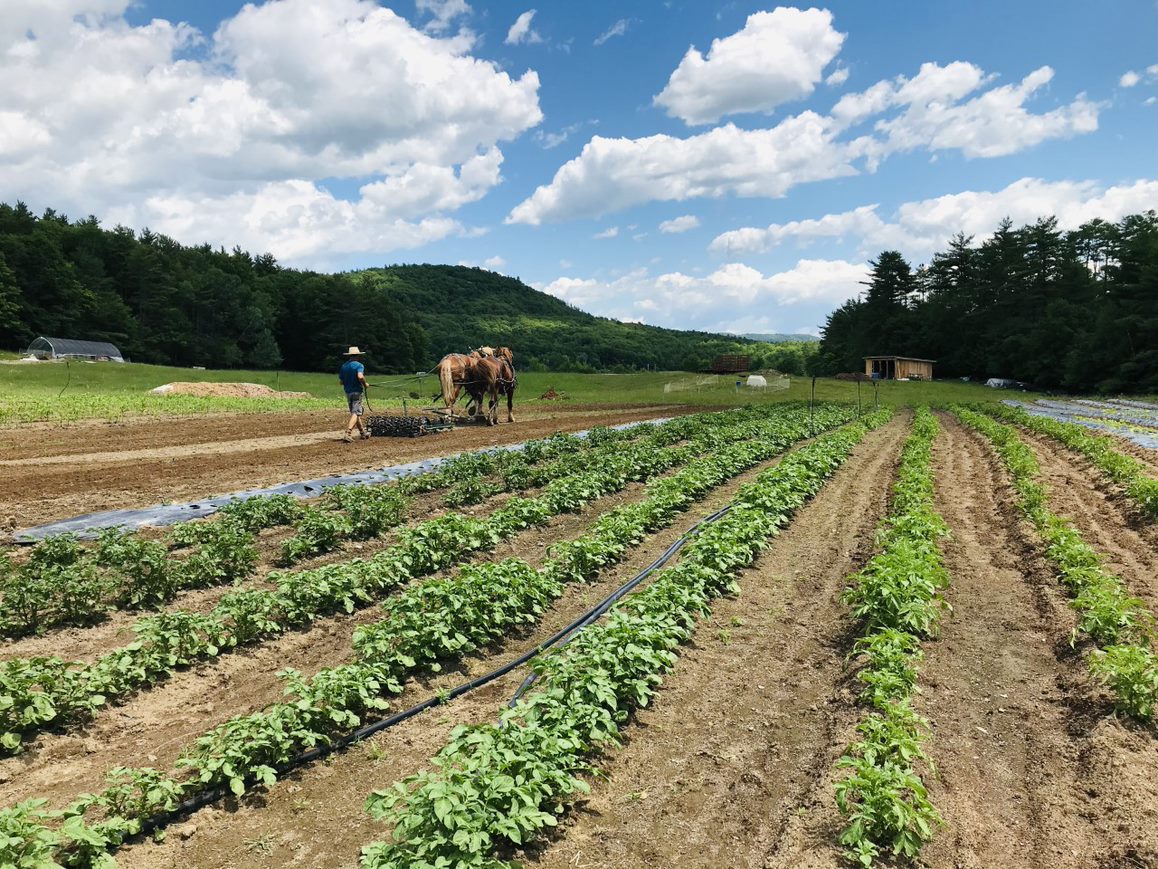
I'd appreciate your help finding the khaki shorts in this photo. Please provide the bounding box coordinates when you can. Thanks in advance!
[346,392,364,415]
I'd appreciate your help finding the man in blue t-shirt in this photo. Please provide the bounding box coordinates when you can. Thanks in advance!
[338,346,369,442]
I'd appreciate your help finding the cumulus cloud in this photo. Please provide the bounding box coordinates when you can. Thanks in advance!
[593,225,619,239]
[505,10,543,45]
[508,114,857,224]
[537,258,868,331]
[856,64,1099,161]
[654,7,845,125]
[659,214,700,233]
[710,177,1158,261]
[1120,70,1141,88]
[0,0,542,265]
[512,60,1100,223]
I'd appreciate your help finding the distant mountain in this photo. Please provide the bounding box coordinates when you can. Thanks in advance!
[740,332,820,344]
[351,264,764,372]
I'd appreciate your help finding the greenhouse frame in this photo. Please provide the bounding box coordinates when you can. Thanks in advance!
[27,336,125,362]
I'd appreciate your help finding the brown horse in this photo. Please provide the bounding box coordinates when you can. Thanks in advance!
[434,349,515,424]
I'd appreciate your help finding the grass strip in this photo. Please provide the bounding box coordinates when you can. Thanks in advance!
[834,407,946,867]
[954,406,1158,722]
[354,409,893,869]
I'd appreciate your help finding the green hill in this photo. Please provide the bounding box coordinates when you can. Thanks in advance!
[0,201,808,374]
[351,265,759,372]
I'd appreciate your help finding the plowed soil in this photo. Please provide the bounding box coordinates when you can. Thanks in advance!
[111,431,827,868]
[908,417,1158,868]
[0,405,690,530]
[1022,431,1158,610]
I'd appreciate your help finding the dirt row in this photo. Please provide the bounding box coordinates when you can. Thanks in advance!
[2,405,692,530]
[1023,430,1158,610]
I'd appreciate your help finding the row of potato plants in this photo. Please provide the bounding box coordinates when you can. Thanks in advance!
[275,427,649,564]
[356,410,893,869]
[0,409,808,755]
[834,408,947,867]
[0,520,258,640]
[0,408,853,867]
[954,407,1158,721]
[0,426,647,636]
[984,403,1158,521]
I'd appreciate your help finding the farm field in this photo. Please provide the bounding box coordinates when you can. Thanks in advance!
[1,392,1157,868]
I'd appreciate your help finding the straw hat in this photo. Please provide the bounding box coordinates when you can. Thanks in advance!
[343,346,365,356]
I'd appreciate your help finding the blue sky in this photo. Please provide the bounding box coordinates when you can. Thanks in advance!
[2,1,1156,336]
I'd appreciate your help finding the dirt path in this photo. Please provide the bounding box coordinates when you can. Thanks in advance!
[1,406,690,530]
[112,436,833,869]
[495,415,910,869]
[906,416,1158,869]
[1023,431,1158,609]
[0,476,663,809]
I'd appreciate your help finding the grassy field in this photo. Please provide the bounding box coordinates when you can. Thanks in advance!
[0,358,1055,423]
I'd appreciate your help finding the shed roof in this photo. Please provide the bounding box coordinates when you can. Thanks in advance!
[29,336,124,358]
[863,355,936,363]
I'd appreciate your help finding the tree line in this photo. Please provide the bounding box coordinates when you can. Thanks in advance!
[0,202,812,375]
[0,202,428,372]
[817,211,1158,393]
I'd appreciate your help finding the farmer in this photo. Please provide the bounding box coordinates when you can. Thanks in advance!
[339,346,370,442]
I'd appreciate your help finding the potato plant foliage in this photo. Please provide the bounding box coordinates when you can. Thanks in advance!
[357,410,892,869]
[835,408,946,867]
[0,404,860,865]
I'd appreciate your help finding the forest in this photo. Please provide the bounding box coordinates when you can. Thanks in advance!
[817,211,1158,393]
[0,202,809,374]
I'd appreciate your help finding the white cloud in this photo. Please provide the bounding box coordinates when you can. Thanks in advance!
[1120,70,1141,87]
[826,66,850,87]
[505,9,543,45]
[710,177,1158,261]
[594,18,629,46]
[654,7,845,125]
[512,60,1099,224]
[1147,96,1157,107]
[508,114,856,224]
[0,0,542,265]
[483,255,507,269]
[836,62,1099,163]
[659,214,700,233]
[593,225,619,239]
[415,0,471,33]
[537,258,868,331]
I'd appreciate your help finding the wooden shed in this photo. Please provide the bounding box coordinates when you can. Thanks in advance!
[864,356,934,380]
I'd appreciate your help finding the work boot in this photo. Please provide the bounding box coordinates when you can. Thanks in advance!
[343,430,354,443]
[360,430,371,440]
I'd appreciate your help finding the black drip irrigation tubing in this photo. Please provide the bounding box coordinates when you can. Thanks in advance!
[130,503,733,840]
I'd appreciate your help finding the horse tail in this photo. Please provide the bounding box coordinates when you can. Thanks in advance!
[438,358,456,409]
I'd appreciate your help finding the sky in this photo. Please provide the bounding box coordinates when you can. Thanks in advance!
[1,1,1156,337]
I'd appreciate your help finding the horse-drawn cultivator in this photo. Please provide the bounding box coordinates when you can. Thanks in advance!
[366,407,493,437]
